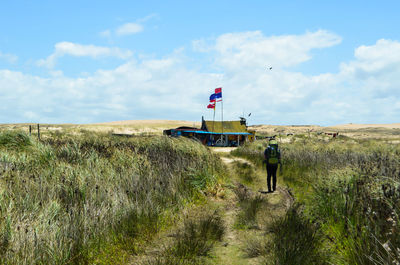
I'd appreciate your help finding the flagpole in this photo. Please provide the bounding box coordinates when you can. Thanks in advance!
[221,98,224,137]
[213,103,215,133]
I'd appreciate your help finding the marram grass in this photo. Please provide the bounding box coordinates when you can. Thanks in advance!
[234,136,400,264]
[0,131,224,264]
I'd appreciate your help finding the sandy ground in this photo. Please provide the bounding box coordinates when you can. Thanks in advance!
[211,147,238,153]
[93,119,201,127]
[329,123,400,129]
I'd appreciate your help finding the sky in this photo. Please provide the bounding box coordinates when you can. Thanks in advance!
[1,1,400,125]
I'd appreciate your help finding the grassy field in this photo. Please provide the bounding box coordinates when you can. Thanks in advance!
[233,134,400,264]
[0,129,224,264]
[2,121,400,264]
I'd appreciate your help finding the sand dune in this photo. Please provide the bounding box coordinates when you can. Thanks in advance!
[329,123,400,129]
[94,120,200,126]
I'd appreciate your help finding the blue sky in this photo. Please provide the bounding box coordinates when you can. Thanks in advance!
[1,1,400,125]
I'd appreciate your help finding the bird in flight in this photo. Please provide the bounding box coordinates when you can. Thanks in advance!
[268,67,272,70]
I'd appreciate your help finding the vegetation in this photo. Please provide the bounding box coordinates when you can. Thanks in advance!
[144,209,225,265]
[233,184,266,229]
[3,126,399,264]
[233,136,400,264]
[0,130,224,264]
[233,161,257,184]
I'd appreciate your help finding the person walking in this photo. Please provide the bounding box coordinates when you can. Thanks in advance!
[264,138,281,192]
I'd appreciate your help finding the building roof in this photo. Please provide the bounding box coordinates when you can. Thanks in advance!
[203,120,248,133]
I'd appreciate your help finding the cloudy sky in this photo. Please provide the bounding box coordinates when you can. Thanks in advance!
[1,0,400,125]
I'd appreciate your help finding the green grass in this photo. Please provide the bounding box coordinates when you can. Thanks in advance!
[233,161,257,184]
[0,130,224,264]
[144,209,225,265]
[235,195,265,229]
[233,137,400,264]
[233,183,267,229]
[0,130,32,150]
[267,204,328,265]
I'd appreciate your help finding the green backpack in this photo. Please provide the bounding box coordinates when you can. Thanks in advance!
[267,145,279,164]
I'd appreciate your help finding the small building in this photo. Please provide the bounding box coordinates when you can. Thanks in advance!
[163,117,255,147]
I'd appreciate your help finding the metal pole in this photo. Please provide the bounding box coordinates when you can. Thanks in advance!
[221,99,224,135]
[213,103,215,133]
[37,124,40,141]
[221,99,224,145]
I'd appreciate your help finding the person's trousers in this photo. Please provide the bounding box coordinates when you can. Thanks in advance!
[266,163,278,191]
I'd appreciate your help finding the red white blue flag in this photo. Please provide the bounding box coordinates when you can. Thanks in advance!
[207,102,215,109]
[214,87,222,101]
[209,87,222,103]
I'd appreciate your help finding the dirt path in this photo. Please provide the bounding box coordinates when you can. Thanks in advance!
[210,148,293,264]
[129,148,293,265]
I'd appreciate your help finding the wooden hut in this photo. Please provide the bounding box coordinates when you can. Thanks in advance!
[163,117,255,147]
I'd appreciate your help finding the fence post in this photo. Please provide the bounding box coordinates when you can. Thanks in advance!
[37,124,40,141]
[29,125,32,136]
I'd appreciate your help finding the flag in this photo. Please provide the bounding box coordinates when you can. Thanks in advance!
[207,103,215,109]
[209,93,217,102]
[214,87,222,101]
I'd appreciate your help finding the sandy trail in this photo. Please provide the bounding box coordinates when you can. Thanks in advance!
[210,148,293,264]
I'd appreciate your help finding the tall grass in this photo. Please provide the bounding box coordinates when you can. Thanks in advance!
[144,209,225,265]
[267,204,328,265]
[233,161,257,184]
[233,183,266,229]
[234,136,400,264]
[0,130,224,264]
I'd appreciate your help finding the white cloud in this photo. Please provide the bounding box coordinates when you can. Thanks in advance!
[101,22,144,39]
[334,39,400,122]
[212,30,342,71]
[341,39,400,78]
[99,30,111,38]
[37,42,132,68]
[3,30,400,125]
[0,51,18,63]
[116,23,144,36]
[100,14,157,39]
[192,39,212,52]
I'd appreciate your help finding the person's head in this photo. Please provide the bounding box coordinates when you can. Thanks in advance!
[269,139,278,146]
